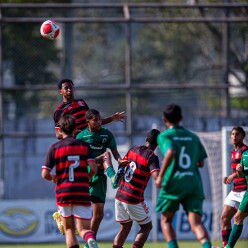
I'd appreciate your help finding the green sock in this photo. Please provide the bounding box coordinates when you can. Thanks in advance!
[202,240,211,248]
[106,166,116,179]
[168,240,178,248]
[228,224,243,248]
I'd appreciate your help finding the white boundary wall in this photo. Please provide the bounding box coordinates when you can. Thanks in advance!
[0,199,213,243]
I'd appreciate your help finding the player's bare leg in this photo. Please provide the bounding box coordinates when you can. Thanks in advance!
[113,221,133,247]
[133,221,153,247]
[221,205,237,246]
[160,212,178,248]
[91,202,104,235]
[225,210,248,248]
[188,212,211,248]
[61,215,78,248]
[76,218,98,248]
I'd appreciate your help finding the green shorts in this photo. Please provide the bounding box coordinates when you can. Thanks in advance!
[156,193,203,216]
[238,191,248,213]
[89,169,107,203]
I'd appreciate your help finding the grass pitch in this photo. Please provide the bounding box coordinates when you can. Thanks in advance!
[0,240,247,248]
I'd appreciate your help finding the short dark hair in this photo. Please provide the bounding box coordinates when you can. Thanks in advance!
[231,126,246,137]
[163,104,182,124]
[58,78,74,89]
[85,109,100,120]
[147,129,160,146]
[58,115,76,134]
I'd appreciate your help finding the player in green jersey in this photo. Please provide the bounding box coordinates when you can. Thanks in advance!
[225,150,248,248]
[156,104,212,248]
[76,109,127,244]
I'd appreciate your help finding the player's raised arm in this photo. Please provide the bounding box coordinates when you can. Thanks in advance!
[101,111,126,124]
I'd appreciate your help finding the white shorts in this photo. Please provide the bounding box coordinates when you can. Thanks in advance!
[58,205,92,220]
[224,191,246,209]
[115,199,151,225]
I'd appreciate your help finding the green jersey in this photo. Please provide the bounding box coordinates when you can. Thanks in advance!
[238,150,248,213]
[240,150,248,185]
[157,126,207,200]
[76,127,117,158]
[76,127,118,202]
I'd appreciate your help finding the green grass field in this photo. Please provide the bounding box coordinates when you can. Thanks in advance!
[0,240,247,248]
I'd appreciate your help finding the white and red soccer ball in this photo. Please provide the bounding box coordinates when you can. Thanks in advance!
[40,20,60,40]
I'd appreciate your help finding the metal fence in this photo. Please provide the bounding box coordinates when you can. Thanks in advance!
[0,2,247,200]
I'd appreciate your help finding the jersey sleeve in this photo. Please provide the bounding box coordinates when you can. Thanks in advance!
[149,155,160,173]
[42,145,55,171]
[197,136,208,161]
[106,130,117,151]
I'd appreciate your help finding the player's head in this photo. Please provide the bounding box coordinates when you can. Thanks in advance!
[163,103,182,125]
[58,78,74,89]
[58,115,76,135]
[231,126,246,146]
[146,129,160,147]
[85,109,102,132]
[58,79,74,101]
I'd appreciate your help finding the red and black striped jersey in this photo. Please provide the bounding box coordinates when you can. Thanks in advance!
[42,136,95,206]
[231,144,248,192]
[115,145,160,204]
[53,99,89,131]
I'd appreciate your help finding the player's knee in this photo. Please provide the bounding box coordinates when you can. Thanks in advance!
[221,213,230,225]
[233,213,244,225]
[161,214,173,224]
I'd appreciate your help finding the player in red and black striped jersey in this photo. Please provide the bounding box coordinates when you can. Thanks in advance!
[113,129,160,248]
[42,115,99,248]
[53,78,125,139]
[221,126,248,247]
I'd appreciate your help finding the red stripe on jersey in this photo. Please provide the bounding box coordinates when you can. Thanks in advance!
[119,181,144,193]
[57,182,89,189]
[128,150,149,167]
[54,145,89,160]
[116,189,143,202]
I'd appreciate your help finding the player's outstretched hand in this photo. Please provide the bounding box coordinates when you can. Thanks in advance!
[118,159,129,169]
[112,111,126,122]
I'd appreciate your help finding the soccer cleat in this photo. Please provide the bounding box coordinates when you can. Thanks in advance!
[87,238,99,248]
[112,167,125,189]
[52,212,65,235]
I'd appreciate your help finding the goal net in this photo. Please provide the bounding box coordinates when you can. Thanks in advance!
[198,127,248,240]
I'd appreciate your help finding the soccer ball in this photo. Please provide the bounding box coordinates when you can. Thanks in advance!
[40,20,60,40]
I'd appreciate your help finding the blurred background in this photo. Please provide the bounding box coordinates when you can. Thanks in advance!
[0,0,247,243]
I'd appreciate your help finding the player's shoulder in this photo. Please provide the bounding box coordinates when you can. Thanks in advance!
[76,128,88,138]
[242,149,248,156]
[74,99,88,106]
[241,144,248,152]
